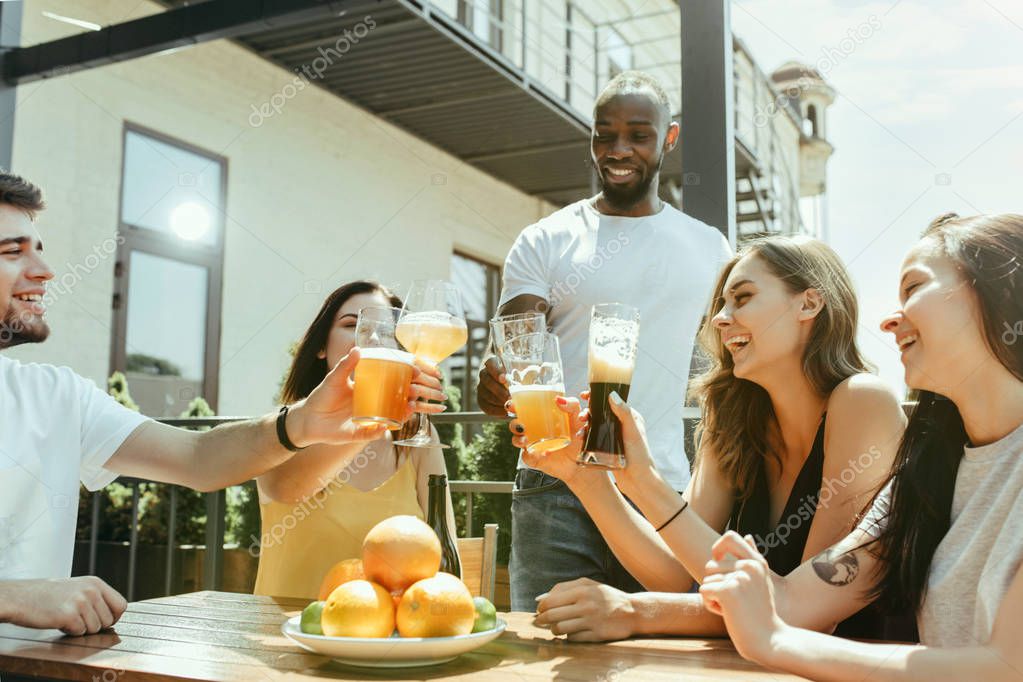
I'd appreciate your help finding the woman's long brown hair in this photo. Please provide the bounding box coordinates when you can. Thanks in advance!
[280,280,416,461]
[868,213,1023,614]
[689,235,871,499]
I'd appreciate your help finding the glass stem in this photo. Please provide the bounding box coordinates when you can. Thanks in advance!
[411,411,432,442]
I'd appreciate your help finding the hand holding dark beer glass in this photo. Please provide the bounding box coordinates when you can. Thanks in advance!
[578,303,640,469]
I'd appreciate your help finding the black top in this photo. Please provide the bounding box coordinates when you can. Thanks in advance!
[731,415,827,576]
[728,414,917,641]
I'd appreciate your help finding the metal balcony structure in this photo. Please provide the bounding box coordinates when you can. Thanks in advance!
[0,0,744,226]
[0,1,818,237]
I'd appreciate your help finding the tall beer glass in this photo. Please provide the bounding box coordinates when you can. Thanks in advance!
[578,303,640,469]
[394,280,468,448]
[353,306,417,430]
[490,311,546,359]
[500,332,571,454]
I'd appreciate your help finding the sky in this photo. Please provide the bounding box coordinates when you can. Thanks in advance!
[731,0,1023,395]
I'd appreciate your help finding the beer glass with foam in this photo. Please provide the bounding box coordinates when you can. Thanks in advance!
[490,311,546,359]
[578,303,640,469]
[394,280,468,448]
[353,306,417,430]
[500,331,571,454]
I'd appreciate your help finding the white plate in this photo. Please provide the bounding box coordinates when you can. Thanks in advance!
[281,615,507,668]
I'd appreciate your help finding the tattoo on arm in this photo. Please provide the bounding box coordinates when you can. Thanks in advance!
[812,547,860,586]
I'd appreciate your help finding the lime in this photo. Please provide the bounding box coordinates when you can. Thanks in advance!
[471,596,497,633]
[300,600,326,635]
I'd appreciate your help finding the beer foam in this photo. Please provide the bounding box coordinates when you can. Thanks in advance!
[588,315,638,383]
[509,383,566,395]
[588,348,634,383]
[358,347,415,365]
[507,361,563,387]
[401,311,467,328]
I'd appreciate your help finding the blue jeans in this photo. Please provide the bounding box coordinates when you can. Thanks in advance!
[509,468,645,611]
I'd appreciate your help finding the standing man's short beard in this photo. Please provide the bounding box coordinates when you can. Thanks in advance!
[596,151,665,211]
[0,307,50,349]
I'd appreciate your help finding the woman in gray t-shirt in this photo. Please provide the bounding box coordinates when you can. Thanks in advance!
[700,212,1023,680]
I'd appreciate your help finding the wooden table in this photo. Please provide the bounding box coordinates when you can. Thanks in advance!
[0,591,805,681]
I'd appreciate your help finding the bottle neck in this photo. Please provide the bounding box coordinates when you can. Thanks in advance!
[427,475,447,525]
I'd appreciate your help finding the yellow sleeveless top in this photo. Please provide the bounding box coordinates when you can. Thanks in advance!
[253,455,423,600]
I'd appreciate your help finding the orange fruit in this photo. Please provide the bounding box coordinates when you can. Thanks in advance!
[390,588,405,611]
[318,558,365,601]
[321,580,395,638]
[362,515,441,592]
[396,572,476,638]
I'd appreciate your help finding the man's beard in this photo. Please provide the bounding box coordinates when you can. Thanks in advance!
[596,153,664,210]
[0,306,50,349]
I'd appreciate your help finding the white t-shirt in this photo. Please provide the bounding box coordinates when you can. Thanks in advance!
[857,420,1023,647]
[501,199,732,490]
[0,355,149,584]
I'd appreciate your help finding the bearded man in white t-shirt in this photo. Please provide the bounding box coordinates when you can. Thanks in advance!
[477,72,733,610]
[0,172,445,636]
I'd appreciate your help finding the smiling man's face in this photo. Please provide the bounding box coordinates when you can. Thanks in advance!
[590,88,677,211]
[0,204,54,349]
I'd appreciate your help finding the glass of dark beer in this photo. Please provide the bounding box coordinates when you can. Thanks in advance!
[578,303,640,469]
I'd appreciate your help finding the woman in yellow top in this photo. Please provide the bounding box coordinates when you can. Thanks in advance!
[253,281,460,599]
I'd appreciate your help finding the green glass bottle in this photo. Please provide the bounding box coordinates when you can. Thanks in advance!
[426,474,460,578]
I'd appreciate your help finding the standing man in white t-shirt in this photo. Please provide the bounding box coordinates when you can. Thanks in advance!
[0,171,445,636]
[477,72,732,609]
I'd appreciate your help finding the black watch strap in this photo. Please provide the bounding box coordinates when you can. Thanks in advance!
[276,405,303,452]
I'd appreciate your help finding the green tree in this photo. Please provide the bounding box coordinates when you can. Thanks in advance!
[461,420,517,563]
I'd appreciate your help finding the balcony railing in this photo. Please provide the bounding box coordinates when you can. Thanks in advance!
[76,408,702,600]
[78,402,919,600]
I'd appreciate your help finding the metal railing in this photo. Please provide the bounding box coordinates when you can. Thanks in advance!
[78,407,702,600]
[435,1,808,234]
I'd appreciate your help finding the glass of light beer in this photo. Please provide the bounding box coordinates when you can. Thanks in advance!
[394,280,468,448]
[578,303,640,469]
[500,331,571,454]
[352,306,417,430]
[490,311,546,359]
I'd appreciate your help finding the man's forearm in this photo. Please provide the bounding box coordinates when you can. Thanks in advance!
[631,592,726,637]
[187,411,295,491]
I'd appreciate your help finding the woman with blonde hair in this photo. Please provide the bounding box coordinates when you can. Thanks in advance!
[517,235,907,641]
[700,214,1023,679]
[253,281,458,600]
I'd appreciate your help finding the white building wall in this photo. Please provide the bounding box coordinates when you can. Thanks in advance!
[7,0,551,416]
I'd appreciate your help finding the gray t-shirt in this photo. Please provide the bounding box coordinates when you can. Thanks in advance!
[858,421,1023,647]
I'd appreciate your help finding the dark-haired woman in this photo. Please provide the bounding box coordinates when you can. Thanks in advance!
[700,213,1023,680]
[517,236,907,641]
[253,281,459,600]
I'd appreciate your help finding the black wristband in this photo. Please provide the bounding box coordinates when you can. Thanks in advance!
[655,497,689,533]
[276,405,304,452]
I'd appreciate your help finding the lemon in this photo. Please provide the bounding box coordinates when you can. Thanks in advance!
[471,596,497,633]
[300,600,325,635]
